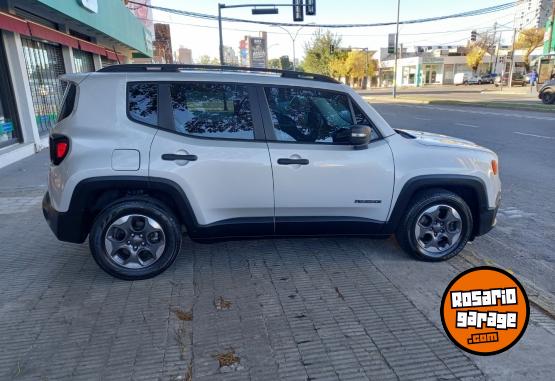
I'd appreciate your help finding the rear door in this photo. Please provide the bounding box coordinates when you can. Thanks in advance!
[146,81,275,238]
[259,85,394,235]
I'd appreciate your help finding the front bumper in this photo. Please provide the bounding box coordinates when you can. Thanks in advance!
[476,206,498,236]
[42,192,87,243]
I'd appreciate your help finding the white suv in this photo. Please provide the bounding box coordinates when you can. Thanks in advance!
[42,64,501,280]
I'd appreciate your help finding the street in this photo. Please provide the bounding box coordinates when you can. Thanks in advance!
[1,104,555,380]
[372,102,555,296]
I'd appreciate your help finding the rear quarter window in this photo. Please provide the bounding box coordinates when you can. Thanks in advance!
[57,83,77,122]
[127,82,158,126]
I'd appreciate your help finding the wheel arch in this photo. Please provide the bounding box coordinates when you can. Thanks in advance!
[384,175,488,237]
[65,176,197,243]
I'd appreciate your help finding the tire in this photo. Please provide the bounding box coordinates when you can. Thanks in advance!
[541,91,555,105]
[89,198,182,280]
[395,189,473,262]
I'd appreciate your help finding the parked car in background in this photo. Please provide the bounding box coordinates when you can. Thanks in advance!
[480,73,497,84]
[467,75,482,85]
[495,73,526,87]
[538,79,555,104]
[454,72,471,85]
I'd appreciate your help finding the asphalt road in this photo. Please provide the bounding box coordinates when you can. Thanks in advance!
[372,102,555,295]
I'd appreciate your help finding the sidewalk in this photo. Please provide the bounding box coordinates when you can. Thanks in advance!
[359,85,554,113]
[0,153,554,380]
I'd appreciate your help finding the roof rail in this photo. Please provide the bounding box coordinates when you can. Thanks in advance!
[97,64,340,84]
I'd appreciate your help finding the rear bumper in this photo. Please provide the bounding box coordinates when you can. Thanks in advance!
[42,192,87,244]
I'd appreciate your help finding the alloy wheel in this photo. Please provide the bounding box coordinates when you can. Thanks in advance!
[414,204,463,257]
[104,214,166,269]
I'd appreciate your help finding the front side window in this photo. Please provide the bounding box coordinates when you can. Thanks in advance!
[264,87,356,144]
[170,83,254,140]
[128,83,158,126]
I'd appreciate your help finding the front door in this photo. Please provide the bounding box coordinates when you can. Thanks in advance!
[259,86,395,235]
[148,81,274,238]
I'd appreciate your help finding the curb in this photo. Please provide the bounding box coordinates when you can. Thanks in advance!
[458,248,555,320]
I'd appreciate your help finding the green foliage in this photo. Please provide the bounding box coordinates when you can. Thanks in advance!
[303,30,343,75]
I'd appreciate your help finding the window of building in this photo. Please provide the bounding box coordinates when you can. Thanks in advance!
[170,83,254,140]
[264,87,356,144]
[0,36,20,148]
[73,49,95,73]
[21,38,66,135]
[127,83,158,126]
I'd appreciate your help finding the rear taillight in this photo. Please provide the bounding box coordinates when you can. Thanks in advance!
[50,135,70,165]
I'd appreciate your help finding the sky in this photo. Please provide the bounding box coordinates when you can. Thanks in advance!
[149,0,521,62]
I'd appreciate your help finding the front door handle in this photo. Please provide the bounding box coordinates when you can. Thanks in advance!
[277,158,309,165]
[162,153,197,161]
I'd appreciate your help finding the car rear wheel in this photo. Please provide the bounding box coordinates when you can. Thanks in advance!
[395,189,473,261]
[89,198,182,280]
[541,91,555,105]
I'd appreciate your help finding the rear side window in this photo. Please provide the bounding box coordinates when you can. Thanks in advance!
[57,83,76,122]
[128,83,158,126]
[169,82,254,140]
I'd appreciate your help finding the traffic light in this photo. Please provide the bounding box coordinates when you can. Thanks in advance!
[330,44,335,55]
[292,0,304,22]
[306,0,316,16]
[470,30,477,41]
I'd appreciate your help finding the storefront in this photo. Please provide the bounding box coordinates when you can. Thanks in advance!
[0,34,20,148]
[0,0,152,168]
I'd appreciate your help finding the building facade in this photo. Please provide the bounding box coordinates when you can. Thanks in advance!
[0,0,151,167]
[177,47,192,64]
[514,0,553,30]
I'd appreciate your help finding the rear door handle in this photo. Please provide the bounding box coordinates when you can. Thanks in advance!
[162,154,198,161]
[277,158,309,165]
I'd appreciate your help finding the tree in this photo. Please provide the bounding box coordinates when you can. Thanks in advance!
[344,51,378,87]
[303,29,343,76]
[197,55,220,65]
[268,58,281,69]
[466,44,487,73]
[515,28,545,71]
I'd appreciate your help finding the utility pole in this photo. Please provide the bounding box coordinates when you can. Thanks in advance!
[490,22,497,73]
[508,27,517,87]
[393,0,401,98]
[365,48,369,89]
[218,3,225,65]
[548,2,555,55]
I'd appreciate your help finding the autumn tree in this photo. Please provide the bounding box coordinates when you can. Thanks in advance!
[466,43,487,73]
[515,28,545,71]
[345,51,378,88]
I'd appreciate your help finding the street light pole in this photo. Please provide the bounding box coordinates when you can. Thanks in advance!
[276,25,308,70]
[393,0,401,98]
[218,3,225,65]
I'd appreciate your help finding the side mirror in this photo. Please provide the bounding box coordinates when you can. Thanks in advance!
[332,125,372,149]
[350,125,372,149]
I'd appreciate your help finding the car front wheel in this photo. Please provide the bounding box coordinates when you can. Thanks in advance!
[89,198,182,280]
[541,91,555,105]
[395,189,473,261]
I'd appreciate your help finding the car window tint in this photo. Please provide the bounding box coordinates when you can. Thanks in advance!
[264,87,354,143]
[170,83,254,140]
[128,83,158,126]
[57,83,76,122]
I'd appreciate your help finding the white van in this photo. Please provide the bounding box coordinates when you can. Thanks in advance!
[454,73,471,85]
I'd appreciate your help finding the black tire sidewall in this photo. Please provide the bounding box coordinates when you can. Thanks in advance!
[404,193,472,261]
[89,200,181,280]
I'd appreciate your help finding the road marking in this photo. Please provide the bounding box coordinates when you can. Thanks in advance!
[395,104,555,121]
[413,116,431,120]
[513,131,555,140]
[455,123,479,128]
